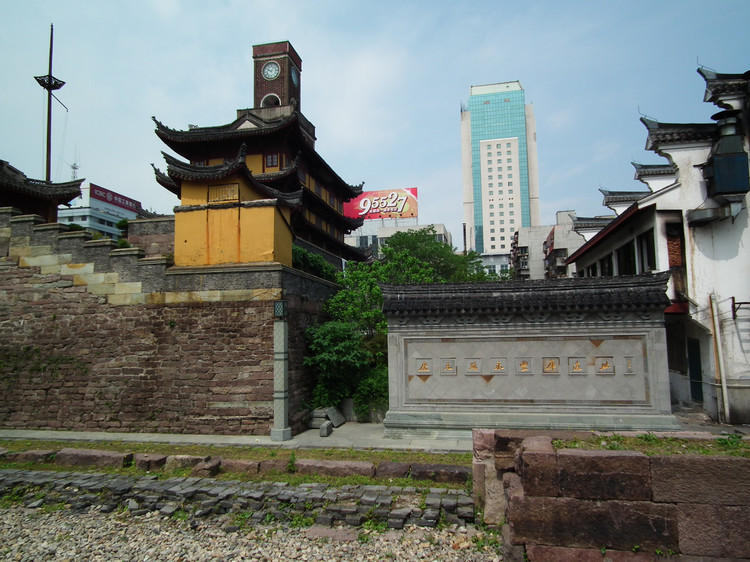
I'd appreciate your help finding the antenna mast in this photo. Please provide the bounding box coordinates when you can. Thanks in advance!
[34,24,65,183]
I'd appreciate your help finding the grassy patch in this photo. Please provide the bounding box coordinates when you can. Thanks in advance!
[0,439,471,465]
[472,520,502,554]
[0,486,29,508]
[40,501,67,513]
[553,433,749,458]
[288,512,315,528]
[0,439,470,489]
[232,510,253,528]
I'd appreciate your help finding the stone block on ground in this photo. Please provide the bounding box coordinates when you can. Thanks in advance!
[472,428,497,461]
[295,459,375,478]
[191,459,221,477]
[308,408,328,429]
[507,494,678,552]
[651,455,750,505]
[375,461,411,478]
[164,455,210,471]
[6,450,57,463]
[319,420,333,437]
[517,436,557,497]
[326,406,346,428]
[220,458,260,475]
[677,502,750,558]
[410,463,470,484]
[55,448,133,468]
[525,545,660,561]
[478,461,504,526]
[557,449,651,501]
[258,459,288,474]
[133,453,167,471]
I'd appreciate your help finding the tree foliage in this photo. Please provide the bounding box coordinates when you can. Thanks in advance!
[305,227,499,412]
[381,227,493,283]
[303,321,372,408]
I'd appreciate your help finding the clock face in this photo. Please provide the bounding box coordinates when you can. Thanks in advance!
[291,67,299,86]
[262,61,280,80]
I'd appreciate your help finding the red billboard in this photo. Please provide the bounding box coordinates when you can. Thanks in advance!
[344,188,418,220]
[89,183,142,212]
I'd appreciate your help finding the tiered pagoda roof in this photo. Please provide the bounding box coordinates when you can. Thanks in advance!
[152,111,363,200]
[0,159,82,204]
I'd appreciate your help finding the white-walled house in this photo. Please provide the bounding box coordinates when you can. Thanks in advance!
[568,69,750,423]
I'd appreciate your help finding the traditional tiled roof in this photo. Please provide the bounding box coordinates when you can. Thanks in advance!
[631,162,677,180]
[153,145,303,208]
[153,112,363,198]
[641,118,715,151]
[0,159,82,203]
[572,216,615,230]
[381,272,671,316]
[600,188,651,206]
[298,216,370,261]
[153,113,298,146]
[698,68,750,107]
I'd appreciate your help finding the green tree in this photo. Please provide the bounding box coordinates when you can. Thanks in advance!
[324,251,437,338]
[381,227,496,283]
[305,227,499,413]
[303,321,373,408]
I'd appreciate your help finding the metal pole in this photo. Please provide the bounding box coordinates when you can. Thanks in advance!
[45,24,54,183]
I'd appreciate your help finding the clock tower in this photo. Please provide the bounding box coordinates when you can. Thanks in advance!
[253,41,302,111]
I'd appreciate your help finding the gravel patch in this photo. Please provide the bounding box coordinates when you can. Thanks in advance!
[0,506,502,561]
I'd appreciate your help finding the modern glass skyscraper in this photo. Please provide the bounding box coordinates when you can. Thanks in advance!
[461,81,540,273]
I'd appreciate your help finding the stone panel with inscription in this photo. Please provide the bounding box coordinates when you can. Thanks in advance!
[382,275,679,437]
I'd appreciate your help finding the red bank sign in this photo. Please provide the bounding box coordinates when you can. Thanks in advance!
[90,184,141,212]
[344,188,418,220]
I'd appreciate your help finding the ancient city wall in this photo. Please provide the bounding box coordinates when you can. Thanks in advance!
[0,208,336,435]
[472,430,750,561]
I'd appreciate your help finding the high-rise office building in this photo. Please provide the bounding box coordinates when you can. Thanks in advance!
[460,81,540,274]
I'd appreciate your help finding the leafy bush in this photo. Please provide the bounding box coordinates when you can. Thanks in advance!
[292,245,338,282]
[303,321,372,408]
[353,364,389,421]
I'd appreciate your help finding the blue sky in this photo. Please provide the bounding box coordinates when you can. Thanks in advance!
[2,0,748,247]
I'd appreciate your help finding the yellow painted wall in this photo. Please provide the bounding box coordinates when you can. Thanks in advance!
[181,183,207,206]
[237,205,293,266]
[174,207,208,266]
[245,155,263,174]
[174,175,292,267]
[207,206,240,264]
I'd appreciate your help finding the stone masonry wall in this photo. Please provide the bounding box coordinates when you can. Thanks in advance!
[472,429,750,561]
[0,209,336,436]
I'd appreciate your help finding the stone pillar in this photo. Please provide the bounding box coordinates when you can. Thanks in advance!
[271,300,292,441]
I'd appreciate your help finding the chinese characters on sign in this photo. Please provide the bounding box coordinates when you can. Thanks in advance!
[414,356,633,378]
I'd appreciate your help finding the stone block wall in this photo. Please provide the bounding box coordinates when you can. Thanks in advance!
[0,209,337,436]
[127,217,175,258]
[473,429,750,561]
